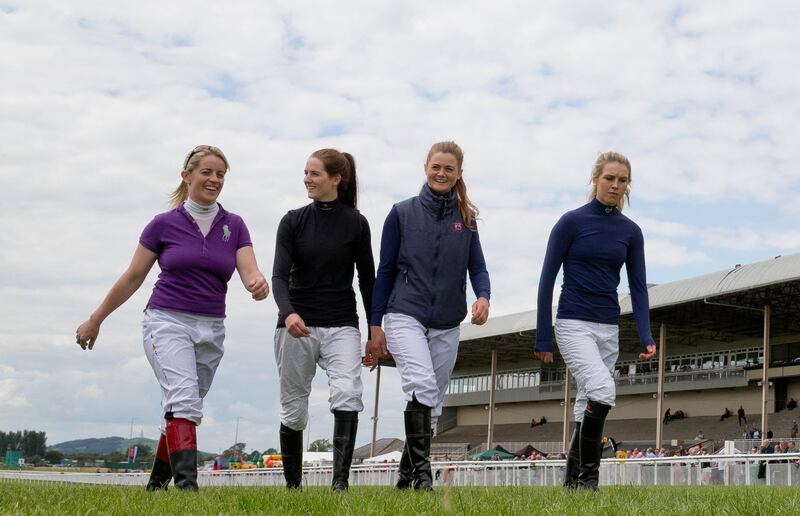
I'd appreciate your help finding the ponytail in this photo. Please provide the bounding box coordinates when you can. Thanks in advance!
[338,152,358,209]
[454,177,479,230]
[169,182,189,208]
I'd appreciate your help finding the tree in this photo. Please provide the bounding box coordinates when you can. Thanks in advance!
[265,447,278,455]
[105,452,127,462]
[308,439,332,452]
[222,442,246,458]
[0,429,47,458]
[45,450,64,465]
[136,444,153,459]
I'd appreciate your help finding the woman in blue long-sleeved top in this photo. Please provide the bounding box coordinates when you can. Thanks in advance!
[535,151,656,491]
[366,141,491,492]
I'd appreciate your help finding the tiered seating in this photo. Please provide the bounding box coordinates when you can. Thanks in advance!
[433,408,800,451]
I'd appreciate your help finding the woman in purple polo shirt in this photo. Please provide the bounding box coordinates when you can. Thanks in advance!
[75,145,269,491]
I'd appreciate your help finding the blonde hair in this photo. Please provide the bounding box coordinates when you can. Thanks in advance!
[169,145,229,208]
[588,151,631,211]
[426,141,479,229]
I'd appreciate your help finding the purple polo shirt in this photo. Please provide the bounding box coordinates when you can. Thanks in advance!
[139,204,252,318]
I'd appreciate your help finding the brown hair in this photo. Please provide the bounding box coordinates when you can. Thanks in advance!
[169,145,229,208]
[310,149,358,209]
[589,151,632,211]
[426,141,479,229]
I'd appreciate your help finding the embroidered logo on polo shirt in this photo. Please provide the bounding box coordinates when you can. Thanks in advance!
[222,224,231,242]
[450,221,464,234]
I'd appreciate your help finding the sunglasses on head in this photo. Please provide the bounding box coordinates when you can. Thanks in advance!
[183,145,223,169]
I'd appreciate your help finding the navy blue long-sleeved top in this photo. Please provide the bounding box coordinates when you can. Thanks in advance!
[370,203,491,327]
[535,198,655,352]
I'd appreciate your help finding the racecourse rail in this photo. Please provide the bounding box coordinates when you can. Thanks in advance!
[3,454,800,487]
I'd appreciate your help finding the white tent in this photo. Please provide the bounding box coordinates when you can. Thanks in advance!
[363,450,402,463]
[302,452,333,464]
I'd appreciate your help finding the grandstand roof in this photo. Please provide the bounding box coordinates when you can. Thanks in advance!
[352,438,404,462]
[454,253,800,374]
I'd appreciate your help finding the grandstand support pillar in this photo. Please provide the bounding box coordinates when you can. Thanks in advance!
[656,323,667,449]
[370,365,381,458]
[562,369,571,451]
[487,346,498,450]
[761,305,771,437]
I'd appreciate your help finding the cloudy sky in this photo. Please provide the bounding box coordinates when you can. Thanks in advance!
[2,1,799,454]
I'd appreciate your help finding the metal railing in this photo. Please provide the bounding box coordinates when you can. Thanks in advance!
[446,346,762,395]
[4,454,799,487]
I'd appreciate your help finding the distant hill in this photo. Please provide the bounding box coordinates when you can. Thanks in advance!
[48,436,159,455]
[48,436,213,458]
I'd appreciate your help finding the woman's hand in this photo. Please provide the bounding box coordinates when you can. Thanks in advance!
[73,244,157,351]
[76,318,100,350]
[363,340,380,371]
[235,247,269,301]
[471,297,490,325]
[247,275,269,300]
[639,344,656,360]
[534,351,553,364]
[363,326,389,371]
[285,313,310,338]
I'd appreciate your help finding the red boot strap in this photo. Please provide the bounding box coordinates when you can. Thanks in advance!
[166,418,197,452]
[156,433,170,462]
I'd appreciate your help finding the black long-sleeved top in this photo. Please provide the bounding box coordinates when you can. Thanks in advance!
[272,199,375,330]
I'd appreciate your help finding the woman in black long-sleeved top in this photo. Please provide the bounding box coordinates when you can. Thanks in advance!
[272,149,375,491]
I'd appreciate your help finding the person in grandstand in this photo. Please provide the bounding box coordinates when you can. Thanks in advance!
[75,145,269,491]
[534,151,656,491]
[366,141,491,492]
[271,149,375,491]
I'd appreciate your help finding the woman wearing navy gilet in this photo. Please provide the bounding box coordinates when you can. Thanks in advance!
[75,145,269,491]
[367,141,491,492]
[272,149,375,491]
[535,151,656,491]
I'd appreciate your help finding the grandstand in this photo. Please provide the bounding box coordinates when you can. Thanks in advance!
[430,253,800,454]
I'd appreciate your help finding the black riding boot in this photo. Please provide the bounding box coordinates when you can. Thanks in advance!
[165,417,198,491]
[404,405,434,492]
[331,411,358,492]
[563,421,581,489]
[577,400,611,491]
[396,441,413,489]
[280,423,304,489]
[145,432,172,491]
[396,398,422,490]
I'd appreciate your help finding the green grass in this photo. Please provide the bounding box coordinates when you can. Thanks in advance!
[2,481,800,515]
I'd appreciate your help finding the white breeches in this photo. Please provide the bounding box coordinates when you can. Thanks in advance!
[555,318,619,422]
[384,313,460,430]
[274,326,364,431]
[142,309,225,426]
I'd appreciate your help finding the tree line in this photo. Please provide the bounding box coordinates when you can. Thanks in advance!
[0,430,47,458]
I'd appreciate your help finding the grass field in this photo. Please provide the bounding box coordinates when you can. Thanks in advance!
[2,481,800,515]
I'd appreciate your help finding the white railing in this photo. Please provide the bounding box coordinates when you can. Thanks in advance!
[3,454,799,487]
